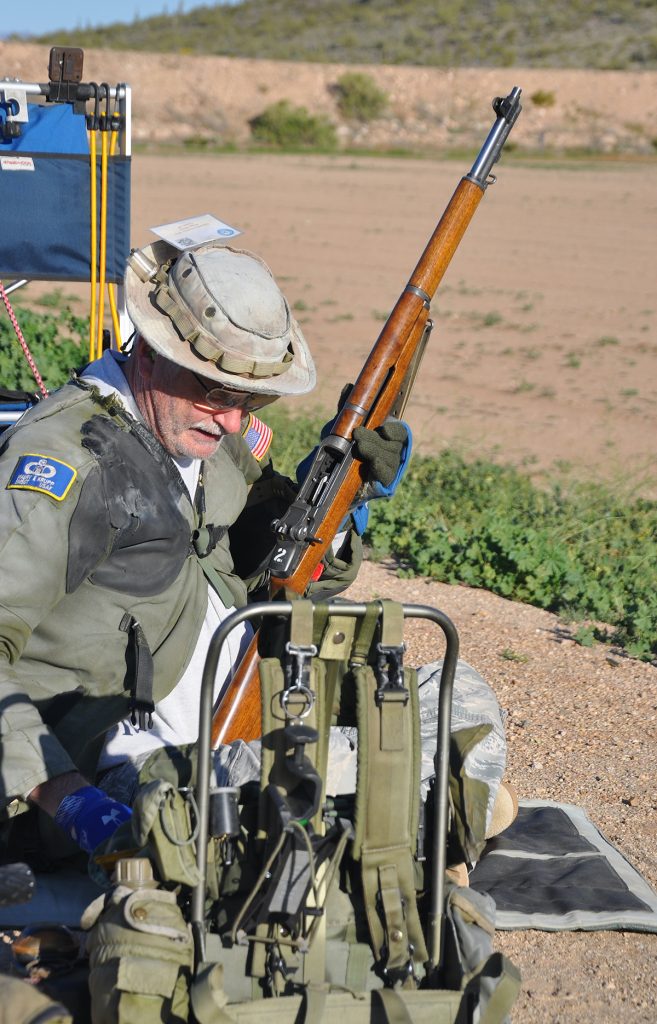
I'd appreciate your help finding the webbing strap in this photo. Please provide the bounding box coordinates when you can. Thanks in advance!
[379,601,404,648]
[376,602,407,752]
[290,599,314,647]
[373,988,415,1024]
[299,983,329,1024]
[196,557,239,609]
[350,604,380,665]
[351,602,428,973]
[190,962,235,1024]
[378,863,409,971]
[463,952,522,1024]
[192,332,294,377]
[344,942,373,992]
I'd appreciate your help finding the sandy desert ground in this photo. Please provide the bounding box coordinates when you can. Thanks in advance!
[3,43,657,491]
[6,147,657,491]
[347,561,657,1024]
[1,43,656,1022]
[126,150,657,495]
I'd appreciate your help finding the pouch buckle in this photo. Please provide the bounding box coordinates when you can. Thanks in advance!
[375,642,408,706]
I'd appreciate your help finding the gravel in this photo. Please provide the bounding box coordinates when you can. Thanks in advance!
[346,559,657,1023]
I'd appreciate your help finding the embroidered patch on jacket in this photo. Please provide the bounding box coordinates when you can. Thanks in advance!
[242,413,273,462]
[7,453,77,501]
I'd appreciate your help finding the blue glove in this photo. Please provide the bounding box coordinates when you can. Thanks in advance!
[54,785,132,854]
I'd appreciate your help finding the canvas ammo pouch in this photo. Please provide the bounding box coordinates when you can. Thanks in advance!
[131,779,202,889]
[81,866,194,1024]
[440,884,520,1023]
[133,744,250,903]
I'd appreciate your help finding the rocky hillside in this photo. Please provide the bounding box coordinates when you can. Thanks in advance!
[2,42,657,155]
[25,0,657,70]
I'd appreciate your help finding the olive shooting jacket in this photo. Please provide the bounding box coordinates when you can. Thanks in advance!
[0,381,356,811]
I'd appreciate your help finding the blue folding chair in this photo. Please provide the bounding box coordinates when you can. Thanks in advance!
[0,49,132,429]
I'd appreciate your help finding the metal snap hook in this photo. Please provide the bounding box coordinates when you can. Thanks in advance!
[280,683,315,719]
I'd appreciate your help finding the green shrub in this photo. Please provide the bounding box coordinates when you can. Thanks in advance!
[364,450,657,660]
[530,89,556,107]
[0,306,87,392]
[249,100,338,151]
[333,71,388,122]
[261,408,657,662]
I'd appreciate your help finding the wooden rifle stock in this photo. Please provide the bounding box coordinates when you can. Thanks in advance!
[212,88,522,747]
[211,310,431,746]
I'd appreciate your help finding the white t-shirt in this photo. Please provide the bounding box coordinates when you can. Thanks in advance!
[80,351,253,769]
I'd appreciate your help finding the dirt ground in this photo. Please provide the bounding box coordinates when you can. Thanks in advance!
[4,42,657,154]
[17,149,657,494]
[347,561,657,1023]
[2,44,657,1021]
[3,43,656,490]
[124,151,657,494]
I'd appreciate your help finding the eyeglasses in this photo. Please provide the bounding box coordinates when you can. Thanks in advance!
[189,370,276,413]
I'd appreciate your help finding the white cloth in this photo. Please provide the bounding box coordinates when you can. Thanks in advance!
[80,352,253,769]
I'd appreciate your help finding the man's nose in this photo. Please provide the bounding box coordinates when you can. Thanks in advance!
[212,406,244,434]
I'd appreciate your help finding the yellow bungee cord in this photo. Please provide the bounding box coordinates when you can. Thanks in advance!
[95,83,111,361]
[87,83,100,362]
[107,99,123,349]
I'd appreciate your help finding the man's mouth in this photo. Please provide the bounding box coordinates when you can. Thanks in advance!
[191,421,224,440]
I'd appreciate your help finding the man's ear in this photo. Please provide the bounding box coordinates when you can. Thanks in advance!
[136,336,156,382]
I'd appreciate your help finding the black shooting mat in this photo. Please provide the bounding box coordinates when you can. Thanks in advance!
[469,800,657,932]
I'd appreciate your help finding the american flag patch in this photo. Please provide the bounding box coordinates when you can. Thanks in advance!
[242,413,273,462]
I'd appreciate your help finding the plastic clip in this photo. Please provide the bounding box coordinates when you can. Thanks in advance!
[375,642,408,706]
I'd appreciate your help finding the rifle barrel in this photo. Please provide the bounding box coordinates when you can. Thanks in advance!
[468,86,522,187]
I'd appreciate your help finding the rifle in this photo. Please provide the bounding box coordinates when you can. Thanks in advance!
[212,87,522,747]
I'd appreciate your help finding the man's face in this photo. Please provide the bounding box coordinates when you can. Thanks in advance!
[134,343,250,459]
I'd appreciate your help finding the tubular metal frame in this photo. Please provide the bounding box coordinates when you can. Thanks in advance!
[191,600,459,978]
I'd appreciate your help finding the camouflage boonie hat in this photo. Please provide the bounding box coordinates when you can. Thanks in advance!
[125,240,316,396]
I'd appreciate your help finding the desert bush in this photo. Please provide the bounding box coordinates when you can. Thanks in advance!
[333,71,388,122]
[249,100,337,151]
[262,406,657,661]
[530,89,556,107]
[0,306,87,392]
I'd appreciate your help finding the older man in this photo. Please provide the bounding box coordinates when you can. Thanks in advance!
[0,241,402,859]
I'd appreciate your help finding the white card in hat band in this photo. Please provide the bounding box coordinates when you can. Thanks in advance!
[151,213,241,250]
